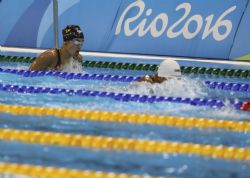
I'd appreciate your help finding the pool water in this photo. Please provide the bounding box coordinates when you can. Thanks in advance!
[0,55,249,178]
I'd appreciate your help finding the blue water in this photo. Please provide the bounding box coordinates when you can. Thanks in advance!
[1,141,250,178]
[1,113,250,148]
[0,56,250,178]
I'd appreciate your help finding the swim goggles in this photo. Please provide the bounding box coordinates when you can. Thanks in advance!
[72,39,83,46]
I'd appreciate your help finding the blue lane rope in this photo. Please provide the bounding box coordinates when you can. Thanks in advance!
[204,81,250,93]
[0,83,245,110]
[0,68,139,82]
[0,68,250,94]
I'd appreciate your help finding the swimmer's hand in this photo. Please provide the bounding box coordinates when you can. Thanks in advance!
[73,51,82,62]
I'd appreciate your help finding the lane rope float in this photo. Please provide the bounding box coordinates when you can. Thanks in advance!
[0,128,249,161]
[0,55,249,77]
[0,104,250,132]
[0,67,250,95]
[0,162,155,178]
[0,83,245,110]
[0,67,139,82]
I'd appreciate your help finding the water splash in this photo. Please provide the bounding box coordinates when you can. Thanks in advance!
[122,76,208,98]
[38,75,208,99]
[60,58,83,73]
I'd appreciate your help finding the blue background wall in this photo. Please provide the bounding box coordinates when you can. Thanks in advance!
[0,0,53,48]
[106,0,247,59]
[0,0,250,60]
[229,1,250,60]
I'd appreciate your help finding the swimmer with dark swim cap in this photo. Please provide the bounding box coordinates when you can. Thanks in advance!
[138,59,182,84]
[29,25,84,71]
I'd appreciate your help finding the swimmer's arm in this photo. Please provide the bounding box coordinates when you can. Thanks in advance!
[137,75,154,83]
[29,51,55,71]
[138,75,165,84]
[137,76,148,82]
[154,76,167,83]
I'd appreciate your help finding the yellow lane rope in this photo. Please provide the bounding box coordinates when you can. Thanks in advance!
[0,128,249,161]
[0,162,156,178]
[0,104,249,133]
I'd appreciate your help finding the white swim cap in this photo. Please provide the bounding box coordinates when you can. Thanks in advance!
[157,59,181,78]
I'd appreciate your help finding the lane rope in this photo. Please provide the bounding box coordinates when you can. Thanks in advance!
[0,55,158,71]
[0,67,139,82]
[0,162,155,178]
[0,55,250,77]
[0,67,250,95]
[0,128,249,161]
[0,104,250,133]
[0,83,245,110]
[205,81,250,93]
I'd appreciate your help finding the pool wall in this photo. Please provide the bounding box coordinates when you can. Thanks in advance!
[0,0,250,60]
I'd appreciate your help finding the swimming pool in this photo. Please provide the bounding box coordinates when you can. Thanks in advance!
[0,51,250,178]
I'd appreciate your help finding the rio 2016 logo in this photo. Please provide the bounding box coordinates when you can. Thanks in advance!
[115,1,236,41]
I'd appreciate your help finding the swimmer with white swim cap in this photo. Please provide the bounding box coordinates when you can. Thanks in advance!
[29,25,84,71]
[138,59,181,84]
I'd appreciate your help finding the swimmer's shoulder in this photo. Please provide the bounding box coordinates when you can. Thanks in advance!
[152,75,166,83]
[39,49,57,59]
[138,74,166,84]
[29,49,58,70]
[38,49,59,64]
[138,75,152,82]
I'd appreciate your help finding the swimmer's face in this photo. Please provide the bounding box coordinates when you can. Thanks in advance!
[65,38,84,56]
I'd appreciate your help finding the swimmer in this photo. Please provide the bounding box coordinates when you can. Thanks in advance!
[29,25,84,71]
[138,59,182,84]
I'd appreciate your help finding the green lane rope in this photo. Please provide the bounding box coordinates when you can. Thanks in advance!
[180,66,250,78]
[0,55,249,77]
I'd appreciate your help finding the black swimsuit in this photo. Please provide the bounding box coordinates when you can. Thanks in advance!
[54,48,61,70]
